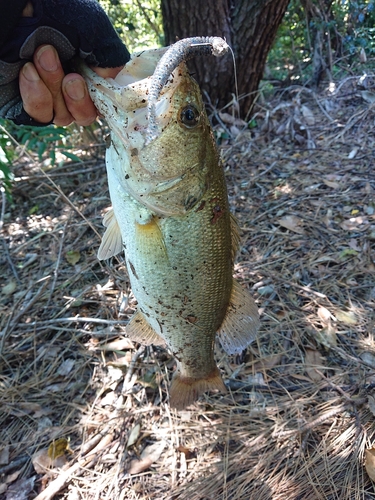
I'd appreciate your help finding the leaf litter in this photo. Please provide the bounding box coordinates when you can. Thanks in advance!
[1,71,375,499]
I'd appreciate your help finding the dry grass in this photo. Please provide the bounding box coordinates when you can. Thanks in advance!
[1,73,375,499]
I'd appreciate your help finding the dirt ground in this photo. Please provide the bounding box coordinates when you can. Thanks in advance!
[1,72,375,500]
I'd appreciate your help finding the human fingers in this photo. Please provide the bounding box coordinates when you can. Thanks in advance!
[62,74,97,127]
[62,65,125,126]
[19,62,54,124]
[33,45,73,126]
[92,66,125,79]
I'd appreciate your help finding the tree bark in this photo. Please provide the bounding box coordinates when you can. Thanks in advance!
[161,0,289,118]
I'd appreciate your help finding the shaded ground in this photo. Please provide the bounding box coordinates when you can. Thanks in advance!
[1,73,375,499]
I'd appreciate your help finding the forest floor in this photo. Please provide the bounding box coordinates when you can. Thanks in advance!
[1,70,375,500]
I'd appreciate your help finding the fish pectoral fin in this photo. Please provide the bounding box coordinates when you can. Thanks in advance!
[97,208,123,260]
[135,217,168,261]
[126,310,166,347]
[169,367,227,411]
[217,280,260,355]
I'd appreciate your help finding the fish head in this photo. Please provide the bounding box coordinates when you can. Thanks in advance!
[83,50,218,216]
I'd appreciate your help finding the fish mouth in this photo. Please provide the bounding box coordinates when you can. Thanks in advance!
[81,45,216,216]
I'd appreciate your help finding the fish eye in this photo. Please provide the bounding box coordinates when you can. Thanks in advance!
[179,105,200,128]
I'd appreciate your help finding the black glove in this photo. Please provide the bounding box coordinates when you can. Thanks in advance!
[0,0,130,126]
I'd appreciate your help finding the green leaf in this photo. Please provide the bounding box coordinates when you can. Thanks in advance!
[38,141,47,160]
[62,151,82,163]
[65,250,81,265]
[339,248,358,260]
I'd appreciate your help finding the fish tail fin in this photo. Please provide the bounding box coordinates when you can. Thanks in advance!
[169,367,227,411]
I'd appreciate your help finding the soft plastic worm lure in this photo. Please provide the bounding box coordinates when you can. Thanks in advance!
[146,36,229,144]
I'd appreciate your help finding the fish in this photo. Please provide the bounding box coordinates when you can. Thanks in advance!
[81,38,260,410]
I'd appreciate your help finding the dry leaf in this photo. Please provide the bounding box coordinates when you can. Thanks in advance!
[335,310,357,325]
[4,476,36,500]
[368,395,375,417]
[316,324,337,349]
[252,353,282,372]
[100,391,117,407]
[176,445,196,460]
[98,338,134,351]
[32,447,67,474]
[301,105,315,125]
[305,348,324,382]
[57,359,75,376]
[360,47,367,63]
[348,147,358,159]
[127,423,141,448]
[317,307,332,323]
[0,445,9,465]
[278,215,305,234]
[366,447,375,481]
[323,179,340,189]
[2,281,17,296]
[361,91,375,104]
[128,441,166,475]
[360,352,375,369]
[340,216,368,231]
[218,112,246,127]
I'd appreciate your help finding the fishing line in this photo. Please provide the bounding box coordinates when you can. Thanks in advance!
[227,44,240,118]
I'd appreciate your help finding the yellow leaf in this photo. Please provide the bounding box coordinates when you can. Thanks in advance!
[48,438,70,459]
[335,310,357,325]
[365,447,375,481]
[65,250,81,265]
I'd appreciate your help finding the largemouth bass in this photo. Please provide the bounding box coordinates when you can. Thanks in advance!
[82,38,260,410]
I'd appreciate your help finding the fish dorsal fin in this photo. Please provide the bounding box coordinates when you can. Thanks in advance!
[217,280,260,355]
[230,213,241,262]
[126,310,166,347]
[97,208,123,260]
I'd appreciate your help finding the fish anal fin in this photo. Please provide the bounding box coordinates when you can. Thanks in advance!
[97,208,123,260]
[126,310,165,347]
[169,367,227,410]
[217,280,260,355]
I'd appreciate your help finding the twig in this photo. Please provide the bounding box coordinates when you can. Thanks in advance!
[9,316,129,328]
[0,279,49,349]
[273,404,346,438]
[122,345,145,393]
[46,220,68,308]
[0,455,29,475]
[0,189,20,283]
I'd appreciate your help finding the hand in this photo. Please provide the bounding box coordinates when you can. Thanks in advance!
[0,0,130,126]
[20,44,124,127]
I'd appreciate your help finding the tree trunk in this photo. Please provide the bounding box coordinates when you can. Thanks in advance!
[161,0,289,118]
